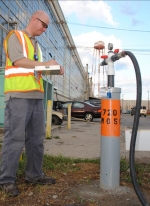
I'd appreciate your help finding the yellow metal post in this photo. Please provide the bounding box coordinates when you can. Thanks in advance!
[19,154,22,162]
[46,100,52,138]
[67,104,71,130]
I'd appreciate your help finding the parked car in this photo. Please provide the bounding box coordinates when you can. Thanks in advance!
[140,106,147,117]
[60,101,101,121]
[52,110,63,125]
[131,106,147,117]
[84,99,101,106]
[126,110,130,114]
[121,110,128,114]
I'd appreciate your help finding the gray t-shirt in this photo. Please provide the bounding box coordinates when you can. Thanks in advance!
[5,30,44,101]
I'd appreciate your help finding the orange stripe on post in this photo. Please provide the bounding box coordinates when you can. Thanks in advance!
[101,99,120,137]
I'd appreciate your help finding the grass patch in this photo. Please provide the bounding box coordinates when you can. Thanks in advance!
[120,158,131,182]
[45,135,60,140]
[0,140,3,149]
[17,155,150,189]
[42,155,100,173]
[120,158,150,187]
[45,136,53,139]
[17,154,100,178]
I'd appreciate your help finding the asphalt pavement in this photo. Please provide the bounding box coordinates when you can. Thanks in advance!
[44,118,150,162]
[0,117,150,162]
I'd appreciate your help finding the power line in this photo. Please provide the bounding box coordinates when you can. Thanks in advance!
[75,46,150,55]
[68,22,150,33]
[133,53,150,56]
[76,46,150,52]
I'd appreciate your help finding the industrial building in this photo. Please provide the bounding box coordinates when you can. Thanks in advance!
[121,100,149,112]
[0,0,89,126]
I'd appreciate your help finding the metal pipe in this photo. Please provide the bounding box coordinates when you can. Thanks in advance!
[100,87,121,189]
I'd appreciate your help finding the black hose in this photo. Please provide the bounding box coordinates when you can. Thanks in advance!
[125,51,149,206]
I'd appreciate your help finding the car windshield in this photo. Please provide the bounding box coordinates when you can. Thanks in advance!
[84,102,98,107]
[61,102,72,109]
[73,102,84,108]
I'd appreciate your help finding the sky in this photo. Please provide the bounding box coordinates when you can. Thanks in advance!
[58,0,150,101]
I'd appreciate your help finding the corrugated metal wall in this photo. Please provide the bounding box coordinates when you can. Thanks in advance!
[0,0,86,126]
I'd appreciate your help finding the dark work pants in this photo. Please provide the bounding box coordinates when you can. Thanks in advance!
[0,98,45,184]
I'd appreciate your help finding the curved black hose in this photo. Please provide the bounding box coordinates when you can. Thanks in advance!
[125,51,149,206]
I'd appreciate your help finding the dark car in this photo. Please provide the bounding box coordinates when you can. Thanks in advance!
[84,99,101,106]
[60,101,101,121]
[131,106,147,117]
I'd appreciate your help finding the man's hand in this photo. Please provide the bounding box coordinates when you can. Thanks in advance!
[13,58,64,75]
[45,59,59,66]
[45,60,64,75]
[60,66,64,75]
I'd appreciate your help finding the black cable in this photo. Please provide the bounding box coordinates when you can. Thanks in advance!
[125,51,149,206]
[68,22,150,33]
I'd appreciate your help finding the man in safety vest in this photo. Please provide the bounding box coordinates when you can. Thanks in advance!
[0,10,64,196]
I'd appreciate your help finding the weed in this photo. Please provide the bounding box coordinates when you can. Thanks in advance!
[75,195,86,204]
[53,135,60,139]
[120,158,150,187]
[45,135,60,139]
[17,153,26,178]
[120,158,129,172]
[46,136,52,139]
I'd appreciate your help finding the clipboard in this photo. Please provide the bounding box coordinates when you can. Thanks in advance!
[34,65,61,75]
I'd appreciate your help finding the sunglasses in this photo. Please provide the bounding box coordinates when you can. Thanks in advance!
[37,18,48,29]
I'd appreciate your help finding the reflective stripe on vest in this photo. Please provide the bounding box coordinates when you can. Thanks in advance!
[38,45,43,62]
[5,68,34,75]
[4,30,44,93]
[18,31,27,57]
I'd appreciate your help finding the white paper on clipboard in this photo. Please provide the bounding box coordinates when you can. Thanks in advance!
[34,65,61,75]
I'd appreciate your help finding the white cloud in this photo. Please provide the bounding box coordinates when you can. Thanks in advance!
[59,1,118,26]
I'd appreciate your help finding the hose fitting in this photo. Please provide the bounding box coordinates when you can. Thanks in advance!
[111,51,126,62]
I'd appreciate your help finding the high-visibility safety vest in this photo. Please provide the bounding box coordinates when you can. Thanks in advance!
[4,30,44,94]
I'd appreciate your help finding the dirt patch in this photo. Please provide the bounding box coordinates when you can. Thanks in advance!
[0,163,150,206]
